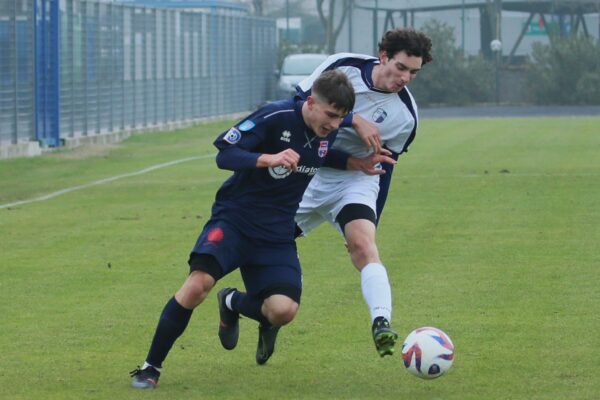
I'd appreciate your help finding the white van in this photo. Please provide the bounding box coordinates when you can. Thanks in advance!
[276,53,329,98]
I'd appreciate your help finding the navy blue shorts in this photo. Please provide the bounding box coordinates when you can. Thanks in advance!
[188,219,302,302]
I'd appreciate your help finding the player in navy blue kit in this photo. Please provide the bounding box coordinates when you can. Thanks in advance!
[130,70,372,389]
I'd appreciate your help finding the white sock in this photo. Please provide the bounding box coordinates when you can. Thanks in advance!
[143,361,161,372]
[360,263,392,322]
[225,292,235,310]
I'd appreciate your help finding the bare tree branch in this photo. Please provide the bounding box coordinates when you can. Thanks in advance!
[332,0,350,49]
[252,0,263,16]
[317,0,352,54]
[316,0,327,32]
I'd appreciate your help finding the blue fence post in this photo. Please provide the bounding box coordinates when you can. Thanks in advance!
[35,0,61,147]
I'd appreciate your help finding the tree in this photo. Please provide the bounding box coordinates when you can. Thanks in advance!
[251,0,263,16]
[526,35,600,105]
[408,20,494,105]
[316,0,351,54]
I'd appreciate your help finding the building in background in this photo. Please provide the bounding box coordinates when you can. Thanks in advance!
[328,1,600,61]
[241,1,600,61]
[115,0,250,14]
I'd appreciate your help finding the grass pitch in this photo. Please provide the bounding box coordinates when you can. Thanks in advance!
[1,116,599,399]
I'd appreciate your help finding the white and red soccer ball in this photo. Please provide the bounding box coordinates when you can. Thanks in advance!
[402,327,455,379]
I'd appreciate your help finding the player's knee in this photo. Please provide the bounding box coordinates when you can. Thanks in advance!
[177,271,215,308]
[270,304,298,326]
[347,237,376,260]
[264,298,299,326]
[344,220,378,260]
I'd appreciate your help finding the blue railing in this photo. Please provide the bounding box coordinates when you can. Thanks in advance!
[0,0,276,151]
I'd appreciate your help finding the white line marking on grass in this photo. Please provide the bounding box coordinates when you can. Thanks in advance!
[3,156,598,211]
[0,154,215,210]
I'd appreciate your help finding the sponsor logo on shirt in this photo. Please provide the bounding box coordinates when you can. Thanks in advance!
[223,127,241,144]
[268,165,319,179]
[372,107,388,123]
[280,130,291,142]
[297,165,319,175]
[238,120,255,131]
[318,141,328,158]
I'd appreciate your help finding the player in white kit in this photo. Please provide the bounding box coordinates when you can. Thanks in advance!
[294,28,433,357]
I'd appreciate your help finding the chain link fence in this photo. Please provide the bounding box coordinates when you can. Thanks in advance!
[0,0,35,147]
[0,0,277,154]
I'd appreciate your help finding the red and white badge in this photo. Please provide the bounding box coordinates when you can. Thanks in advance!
[318,141,328,158]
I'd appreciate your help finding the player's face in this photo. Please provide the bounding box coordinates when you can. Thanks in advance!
[306,96,347,137]
[374,50,422,92]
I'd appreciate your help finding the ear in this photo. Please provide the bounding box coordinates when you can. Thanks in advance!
[378,50,388,63]
[306,95,315,109]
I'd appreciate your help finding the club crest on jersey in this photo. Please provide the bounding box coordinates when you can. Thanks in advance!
[238,120,255,131]
[372,108,388,123]
[223,127,241,144]
[268,166,292,179]
[280,130,291,142]
[318,141,328,158]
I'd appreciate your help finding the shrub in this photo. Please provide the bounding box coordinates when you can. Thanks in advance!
[526,36,600,105]
[409,20,495,106]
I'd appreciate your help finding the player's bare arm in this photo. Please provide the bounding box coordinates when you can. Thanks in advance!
[352,113,382,153]
[346,149,396,176]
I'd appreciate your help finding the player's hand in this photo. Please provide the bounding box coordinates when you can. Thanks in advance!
[352,114,382,154]
[257,149,300,171]
[347,151,396,176]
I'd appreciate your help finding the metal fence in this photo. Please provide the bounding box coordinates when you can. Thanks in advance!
[0,0,277,150]
[0,0,35,146]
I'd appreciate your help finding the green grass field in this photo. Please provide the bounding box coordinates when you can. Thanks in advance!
[1,117,599,399]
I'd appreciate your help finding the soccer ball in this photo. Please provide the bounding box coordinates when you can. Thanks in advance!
[402,327,455,379]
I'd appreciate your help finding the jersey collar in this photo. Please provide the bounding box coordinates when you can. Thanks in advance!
[362,59,395,94]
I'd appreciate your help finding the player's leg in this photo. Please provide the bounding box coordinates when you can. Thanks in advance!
[341,216,381,269]
[132,220,243,389]
[216,271,273,352]
[224,288,300,324]
[223,287,300,365]
[256,293,299,365]
[226,243,302,364]
[336,203,398,357]
[261,293,299,326]
[216,286,240,350]
[131,269,216,389]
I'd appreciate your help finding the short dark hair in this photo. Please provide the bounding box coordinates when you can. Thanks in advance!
[312,70,355,115]
[378,28,433,65]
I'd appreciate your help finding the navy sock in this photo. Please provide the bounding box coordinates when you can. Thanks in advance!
[145,296,193,368]
[230,291,271,327]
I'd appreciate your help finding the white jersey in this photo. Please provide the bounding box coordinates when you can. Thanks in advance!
[295,53,419,234]
[297,53,418,183]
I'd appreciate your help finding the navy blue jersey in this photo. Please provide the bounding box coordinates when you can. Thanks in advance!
[210,99,337,243]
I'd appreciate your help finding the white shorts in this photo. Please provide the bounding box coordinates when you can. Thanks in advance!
[295,170,379,236]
